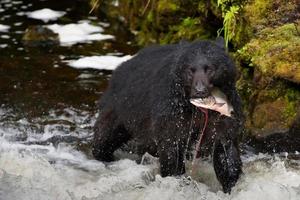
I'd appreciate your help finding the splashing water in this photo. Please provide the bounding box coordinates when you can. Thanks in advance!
[1,107,300,200]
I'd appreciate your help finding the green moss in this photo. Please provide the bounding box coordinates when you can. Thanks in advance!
[217,0,245,47]
[237,67,300,135]
[249,89,299,136]
[243,0,299,32]
[283,88,300,120]
[243,0,271,30]
[229,0,299,48]
[236,67,254,112]
[283,99,297,121]
[238,23,300,83]
[98,0,224,45]
[160,17,212,44]
[157,0,179,13]
[156,0,222,44]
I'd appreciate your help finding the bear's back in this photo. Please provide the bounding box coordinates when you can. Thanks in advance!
[99,43,186,109]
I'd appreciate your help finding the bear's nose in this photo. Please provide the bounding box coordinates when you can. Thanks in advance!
[195,89,210,98]
[191,87,210,98]
[193,81,210,98]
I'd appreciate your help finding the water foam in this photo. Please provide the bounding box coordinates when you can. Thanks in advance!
[67,55,133,70]
[0,24,10,32]
[47,22,114,46]
[27,8,65,23]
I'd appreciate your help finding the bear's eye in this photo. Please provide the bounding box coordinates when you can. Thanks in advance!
[204,65,210,73]
[189,67,196,73]
[186,68,194,81]
[204,65,215,76]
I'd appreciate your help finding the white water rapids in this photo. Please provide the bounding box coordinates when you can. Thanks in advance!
[1,107,300,200]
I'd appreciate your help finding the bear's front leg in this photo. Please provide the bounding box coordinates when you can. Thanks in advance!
[158,138,186,177]
[212,117,242,193]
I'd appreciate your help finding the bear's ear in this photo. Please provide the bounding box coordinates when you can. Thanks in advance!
[215,37,225,50]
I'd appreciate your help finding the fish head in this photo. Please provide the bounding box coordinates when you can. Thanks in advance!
[190,96,216,109]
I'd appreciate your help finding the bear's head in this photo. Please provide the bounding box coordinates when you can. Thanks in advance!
[178,38,236,99]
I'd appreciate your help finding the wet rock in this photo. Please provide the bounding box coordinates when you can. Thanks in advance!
[22,25,59,47]
[235,0,300,138]
[245,109,300,153]
[289,108,300,137]
[238,74,300,137]
[252,99,290,135]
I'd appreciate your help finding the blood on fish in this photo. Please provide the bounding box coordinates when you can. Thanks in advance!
[190,87,233,174]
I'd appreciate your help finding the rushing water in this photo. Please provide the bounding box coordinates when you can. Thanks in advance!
[1,0,300,199]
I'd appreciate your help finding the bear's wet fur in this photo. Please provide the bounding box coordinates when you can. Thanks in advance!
[93,39,244,193]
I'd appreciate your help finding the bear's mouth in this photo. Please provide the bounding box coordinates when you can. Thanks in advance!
[190,88,233,117]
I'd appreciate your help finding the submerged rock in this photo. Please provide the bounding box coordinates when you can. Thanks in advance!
[22,25,59,47]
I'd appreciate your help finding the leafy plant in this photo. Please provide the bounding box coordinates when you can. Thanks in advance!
[217,0,242,47]
[223,5,240,47]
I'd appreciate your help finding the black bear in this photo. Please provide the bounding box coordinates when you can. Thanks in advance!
[92,38,244,193]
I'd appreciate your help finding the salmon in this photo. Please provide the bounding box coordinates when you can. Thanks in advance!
[190,88,233,117]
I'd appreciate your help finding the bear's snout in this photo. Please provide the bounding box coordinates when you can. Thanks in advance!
[190,68,213,98]
[191,79,212,98]
[191,84,210,98]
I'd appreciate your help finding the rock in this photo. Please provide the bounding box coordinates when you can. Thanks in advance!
[22,25,59,47]
[237,72,300,137]
[231,0,300,47]
[235,0,300,137]
[244,108,300,153]
[289,108,300,137]
[243,0,300,33]
[239,23,300,84]
[252,99,291,136]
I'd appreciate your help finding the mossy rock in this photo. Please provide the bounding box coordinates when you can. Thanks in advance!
[237,74,300,137]
[251,99,289,136]
[243,0,299,33]
[157,0,179,13]
[235,0,300,137]
[22,25,59,47]
[228,0,299,48]
[236,57,300,137]
[251,94,299,136]
[238,23,300,84]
